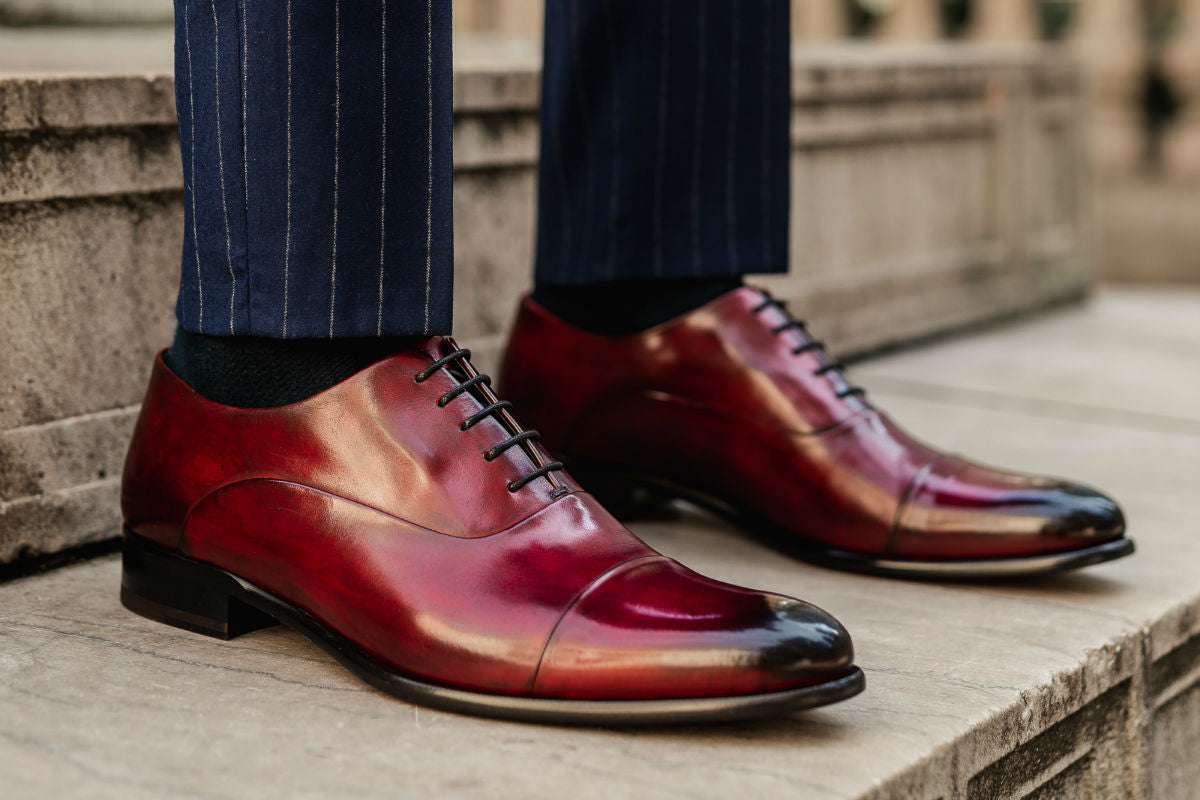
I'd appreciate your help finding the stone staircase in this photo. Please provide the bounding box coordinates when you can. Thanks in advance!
[6,34,1195,800]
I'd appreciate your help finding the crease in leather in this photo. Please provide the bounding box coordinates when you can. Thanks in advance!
[528,554,669,692]
[885,454,946,557]
[178,476,588,546]
[567,388,876,453]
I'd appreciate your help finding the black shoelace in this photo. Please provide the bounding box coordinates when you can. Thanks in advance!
[414,346,566,493]
[751,293,867,400]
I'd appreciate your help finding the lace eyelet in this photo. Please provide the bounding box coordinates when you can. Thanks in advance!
[419,346,565,492]
[754,290,867,401]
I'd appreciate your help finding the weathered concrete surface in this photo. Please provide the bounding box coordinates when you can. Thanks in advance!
[1,288,1197,799]
[1,45,1093,566]
[766,45,1092,356]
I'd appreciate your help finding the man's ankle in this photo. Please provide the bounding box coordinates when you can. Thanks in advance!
[164,327,424,407]
[531,277,743,335]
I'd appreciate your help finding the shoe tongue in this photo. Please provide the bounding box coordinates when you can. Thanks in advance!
[414,335,452,359]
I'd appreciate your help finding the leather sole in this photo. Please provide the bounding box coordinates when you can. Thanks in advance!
[119,532,866,725]
[571,464,1136,580]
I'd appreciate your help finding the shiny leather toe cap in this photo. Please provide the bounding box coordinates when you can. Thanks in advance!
[894,455,1127,559]
[1037,483,1125,540]
[531,557,855,701]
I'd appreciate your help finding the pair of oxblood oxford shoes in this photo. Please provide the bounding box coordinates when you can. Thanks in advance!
[119,288,1132,725]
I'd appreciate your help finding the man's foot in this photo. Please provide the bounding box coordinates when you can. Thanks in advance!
[120,338,862,724]
[499,288,1133,580]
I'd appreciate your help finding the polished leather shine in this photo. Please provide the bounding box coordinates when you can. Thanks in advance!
[121,338,856,704]
[499,289,1128,565]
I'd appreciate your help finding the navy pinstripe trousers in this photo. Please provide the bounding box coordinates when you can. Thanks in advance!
[174,0,791,339]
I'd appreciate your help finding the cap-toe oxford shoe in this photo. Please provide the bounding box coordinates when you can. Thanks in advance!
[120,338,863,724]
[499,289,1133,579]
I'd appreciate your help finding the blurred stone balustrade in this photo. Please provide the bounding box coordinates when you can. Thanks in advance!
[1163,0,1200,178]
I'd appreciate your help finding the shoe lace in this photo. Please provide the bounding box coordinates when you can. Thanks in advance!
[414,345,566,493]
[751,292,867,401]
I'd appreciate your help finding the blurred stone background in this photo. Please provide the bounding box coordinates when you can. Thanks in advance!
[457,0,1200,284]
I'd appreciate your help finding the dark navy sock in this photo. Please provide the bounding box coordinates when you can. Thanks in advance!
[164,327,423,408]
[531,277,743,335]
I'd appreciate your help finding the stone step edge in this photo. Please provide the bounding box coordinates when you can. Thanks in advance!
[0,43,1081,133]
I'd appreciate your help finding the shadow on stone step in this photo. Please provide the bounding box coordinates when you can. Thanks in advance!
[0,536,120,584]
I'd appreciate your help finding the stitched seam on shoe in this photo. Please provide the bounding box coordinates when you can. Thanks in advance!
[180,477,586,547]
[886,455,946,558]
[528,555,669,694]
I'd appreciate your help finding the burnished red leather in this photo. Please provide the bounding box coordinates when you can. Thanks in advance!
[121,338,855,701]
[499,289,1127,563]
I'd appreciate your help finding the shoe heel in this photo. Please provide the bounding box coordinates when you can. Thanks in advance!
[567,461,676,522]
[120,533,277,640]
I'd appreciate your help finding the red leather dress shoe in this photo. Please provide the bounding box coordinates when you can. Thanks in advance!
[500,289,1133,579]
[120,338,863,724]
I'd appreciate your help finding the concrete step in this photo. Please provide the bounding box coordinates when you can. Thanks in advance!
[1,288,1197,799]
[1,38,1091,567]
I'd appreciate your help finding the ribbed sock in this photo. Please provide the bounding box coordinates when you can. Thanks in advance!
[164,327,423,408]
[531,277,743,335]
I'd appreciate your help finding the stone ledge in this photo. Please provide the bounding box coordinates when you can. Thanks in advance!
[0,74,175,133]
[0,405,135,501]
[1,289,1197,798]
